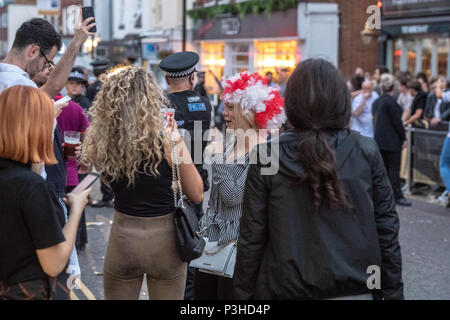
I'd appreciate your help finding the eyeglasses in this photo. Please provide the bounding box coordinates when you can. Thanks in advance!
[40,49,54,70]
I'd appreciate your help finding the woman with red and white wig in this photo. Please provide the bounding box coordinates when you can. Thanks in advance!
[194,72,286,300]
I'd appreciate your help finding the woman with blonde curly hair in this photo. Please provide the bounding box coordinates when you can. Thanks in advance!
[83,67,204,300]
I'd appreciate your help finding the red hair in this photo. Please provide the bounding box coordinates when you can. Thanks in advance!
[0,86,57,165]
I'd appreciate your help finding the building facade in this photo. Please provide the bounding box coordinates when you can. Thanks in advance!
[380,0,450,79]
[0,0,39,58]
[189,0,380,92]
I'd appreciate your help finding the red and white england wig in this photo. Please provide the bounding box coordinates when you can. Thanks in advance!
[221,72,286,130]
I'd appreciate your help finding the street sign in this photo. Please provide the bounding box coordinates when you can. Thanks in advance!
[37,0,61,16]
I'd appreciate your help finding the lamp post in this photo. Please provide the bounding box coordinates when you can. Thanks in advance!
[182,0,187,51]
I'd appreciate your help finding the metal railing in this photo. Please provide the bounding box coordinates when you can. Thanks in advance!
[403,122,449,203]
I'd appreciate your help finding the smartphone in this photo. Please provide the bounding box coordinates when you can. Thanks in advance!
[71,173,100,195]
[161,108,176,129]
[54,96,72,107]
[82,6,97,33]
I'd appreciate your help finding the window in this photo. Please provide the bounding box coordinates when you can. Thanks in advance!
[437,38,449,77]
[201,42,225,94]
[230,43,250,75]
[393,39,402,75]
[254,40,298,78]
[405,39,417,76]
[422,38,433,79]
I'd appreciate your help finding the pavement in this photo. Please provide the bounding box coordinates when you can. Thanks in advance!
[69,180,450,300]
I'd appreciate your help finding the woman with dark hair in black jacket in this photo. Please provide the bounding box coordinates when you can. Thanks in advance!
[233,59,404,300]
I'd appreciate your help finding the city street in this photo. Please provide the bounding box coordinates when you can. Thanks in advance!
[70,182,450,300]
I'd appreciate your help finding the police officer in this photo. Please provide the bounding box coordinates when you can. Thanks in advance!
[194,71,207,98]
[86,58,109,103]
[66,67,92,111]
[160,52,212,193]
[160,51,212,301]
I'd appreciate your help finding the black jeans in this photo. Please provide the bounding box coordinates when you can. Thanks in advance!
[66,186,88,248]
[380,149,404,201]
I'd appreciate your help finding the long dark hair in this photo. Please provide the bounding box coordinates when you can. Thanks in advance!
[284,58,351,212]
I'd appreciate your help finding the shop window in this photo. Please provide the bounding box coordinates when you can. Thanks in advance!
[393,39,402,75]
[201,42,225,95]
[405,39,417,76]
[254,40,298,83]
[422,38,433,79]
[437,38,449,78]
[230,43,250,75]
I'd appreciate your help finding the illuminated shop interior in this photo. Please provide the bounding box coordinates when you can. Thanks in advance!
[200,40,299,94]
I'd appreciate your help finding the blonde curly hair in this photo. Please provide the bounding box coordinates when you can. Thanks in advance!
[82,67,168,186]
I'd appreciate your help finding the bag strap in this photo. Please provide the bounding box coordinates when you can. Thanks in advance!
[171,135,184,209]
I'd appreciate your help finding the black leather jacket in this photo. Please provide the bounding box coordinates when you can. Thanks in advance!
[233,129,404,300]
[424,92,450,121]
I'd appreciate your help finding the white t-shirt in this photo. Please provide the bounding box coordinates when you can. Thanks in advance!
[351,91,379,138]
[0,63,38,91]
[0,63,48,179]
[397,92,413,111]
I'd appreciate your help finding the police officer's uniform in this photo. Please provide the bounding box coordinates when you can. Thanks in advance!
[86,58,109,103]
[160,51,212,301]
[194,71,208,98]
[159,52,212,193]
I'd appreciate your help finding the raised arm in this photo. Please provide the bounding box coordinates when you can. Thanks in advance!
[164,117,204,205]
[41,17,96,98]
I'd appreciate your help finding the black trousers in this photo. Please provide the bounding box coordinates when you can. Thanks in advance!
[66,185,88,248]
[380,149,404,201]
[194,270,234,300]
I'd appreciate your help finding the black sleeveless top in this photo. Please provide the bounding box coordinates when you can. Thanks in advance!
[109,156,175,218]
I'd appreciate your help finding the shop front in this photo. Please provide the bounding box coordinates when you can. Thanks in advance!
[192,9,299,94]
[381,0,450,78]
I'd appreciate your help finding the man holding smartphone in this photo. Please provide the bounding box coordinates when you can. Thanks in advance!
[0,14,96,182]
[0,15,96,99]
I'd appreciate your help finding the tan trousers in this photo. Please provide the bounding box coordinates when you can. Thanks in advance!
[103,211,187,300]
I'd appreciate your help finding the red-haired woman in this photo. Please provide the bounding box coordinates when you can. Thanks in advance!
[0,86,91,300]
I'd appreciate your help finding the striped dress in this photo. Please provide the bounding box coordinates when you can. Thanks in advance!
[200,141,250,246]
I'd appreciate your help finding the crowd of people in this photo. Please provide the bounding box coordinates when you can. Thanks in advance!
[0,15,413,301]
[348,66,450,207]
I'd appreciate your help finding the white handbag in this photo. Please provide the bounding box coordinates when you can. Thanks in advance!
[189,238,237,279]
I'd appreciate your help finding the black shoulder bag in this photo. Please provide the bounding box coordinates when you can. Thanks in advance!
[170,136,206,262]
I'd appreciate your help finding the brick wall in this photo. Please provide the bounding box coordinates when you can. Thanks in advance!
[308,0,379,79]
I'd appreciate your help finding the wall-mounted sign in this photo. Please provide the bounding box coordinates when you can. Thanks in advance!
[194,9,297,41]
[221,18,240,36]
[37,0,60,16]
[401,25,429,34]
[382,0,450,17]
